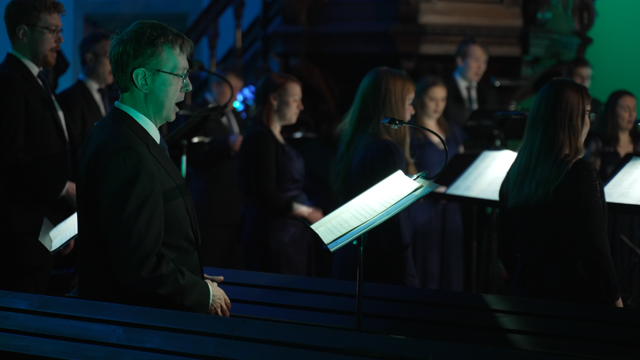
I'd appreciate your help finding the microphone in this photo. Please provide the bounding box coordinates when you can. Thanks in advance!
[188,60,235,109]
[493,111,527,119]
[381,117,449,181]
[381,117,405,129]
[165,60,236,147]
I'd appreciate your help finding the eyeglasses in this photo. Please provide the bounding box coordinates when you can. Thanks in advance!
[587,111,597,122]
[25,24,63,37]
[91,52,109,59]
[156,69,190,84]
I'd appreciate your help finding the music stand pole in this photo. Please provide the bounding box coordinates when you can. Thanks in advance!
[356,233,367,331]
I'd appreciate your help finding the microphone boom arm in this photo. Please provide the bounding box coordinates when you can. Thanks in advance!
[382,117,449,181]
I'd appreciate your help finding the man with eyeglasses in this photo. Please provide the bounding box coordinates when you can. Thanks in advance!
[76,20,231,316]
[58,31,113,163]
[0,0,75,294]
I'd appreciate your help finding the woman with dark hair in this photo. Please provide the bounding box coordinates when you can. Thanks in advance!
[407,76,464,290]
[237,73,324,275]
[586,90,640,181]
[332,67,419,287]
[498,78,622,307]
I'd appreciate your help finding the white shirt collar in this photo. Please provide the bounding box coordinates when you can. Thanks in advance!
[114,101,160,144]
[79,73,107,116]
[79,73,102,92]
[454,70,475,89]
[9,49,41,77]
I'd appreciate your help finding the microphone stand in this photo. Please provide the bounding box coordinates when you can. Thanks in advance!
[352,118,449,331]
[381,117,449,180]
[165,67,236,177]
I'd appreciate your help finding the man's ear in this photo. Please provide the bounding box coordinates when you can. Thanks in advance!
[132,68,149,93]
[83,52,95,66]
[455,56,464,68]
[14,25,29,44]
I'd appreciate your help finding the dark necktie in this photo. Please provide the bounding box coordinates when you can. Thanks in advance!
[159,136,170,156]
[98,87,110,115]
[466,86,474,109]
[38,71,70,170]
[37,70,54,98]
[37,70,66,139]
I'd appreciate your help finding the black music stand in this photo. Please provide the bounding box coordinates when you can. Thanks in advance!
[310,173,438,331]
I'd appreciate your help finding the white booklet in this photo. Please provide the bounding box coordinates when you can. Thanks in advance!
[604,156,640,206]
[311,170,439,252]
[445,150,517,202]
[38,212,78,253]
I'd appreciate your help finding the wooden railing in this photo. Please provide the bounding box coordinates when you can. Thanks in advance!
[184,0,284,72]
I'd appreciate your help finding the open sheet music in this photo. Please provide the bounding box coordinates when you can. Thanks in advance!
[445,150,517,201]
[605,156,640,205]
[311,170,438,252]
[38,212,78,253]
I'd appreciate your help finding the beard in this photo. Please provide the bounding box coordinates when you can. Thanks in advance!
[42,50,58,69]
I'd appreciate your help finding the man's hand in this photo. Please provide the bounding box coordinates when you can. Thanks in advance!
[58,239,75,256]
[204,274,224,283]
[205,279,231,317]
[307,207,324,224]
[63,181,76,207]
[615,297,624,308]
[228,135,243,153]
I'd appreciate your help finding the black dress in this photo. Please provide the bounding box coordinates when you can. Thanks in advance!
[585,137,640,306]
[332,135,419,287]
[498,158,620,305]
[407,125,464,290]
[237,121,327,276]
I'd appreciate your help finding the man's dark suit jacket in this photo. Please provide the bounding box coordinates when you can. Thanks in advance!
[443,74,499,127]
[58,79,105,177]
[0,53,70,293]
[76,106,210,313]
[187,109,246,268]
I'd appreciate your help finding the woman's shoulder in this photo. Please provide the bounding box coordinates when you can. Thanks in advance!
[241,122,281,152]
[358,137,406,167]
[569,157,598,175]
[371,137,404,155]
[244,121,274,139]
[562,158,601,191]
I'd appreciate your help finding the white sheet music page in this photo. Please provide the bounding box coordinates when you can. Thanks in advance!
[311,170,421,244]
[605,157,640,205]
[446,150,517,201]
[49,212,78,251]
[38,213,78,252]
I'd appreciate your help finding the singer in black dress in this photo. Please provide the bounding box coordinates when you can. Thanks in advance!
[407,76,465,290]
[237,73,325,275]
[586,90,640,182]
[333,67,419,287]
[498,78,621,307]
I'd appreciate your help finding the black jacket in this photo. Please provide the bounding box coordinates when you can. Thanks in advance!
[77,106,210,313]
[0,53,70,281]
[443,74,499,127]
[58,79,105,170]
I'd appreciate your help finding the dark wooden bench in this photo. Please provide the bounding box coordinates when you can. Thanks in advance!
[1,288,590,359]
[209,267,640,359]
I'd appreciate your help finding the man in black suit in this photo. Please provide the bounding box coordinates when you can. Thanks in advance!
[188,68,246,269]
[58,31,113,165]
[568,57,603,115]
[443,37,499,127]
[76,20,231,315]
[0,0,75,294]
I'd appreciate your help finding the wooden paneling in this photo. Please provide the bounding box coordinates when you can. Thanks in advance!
[419,1,522,28]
